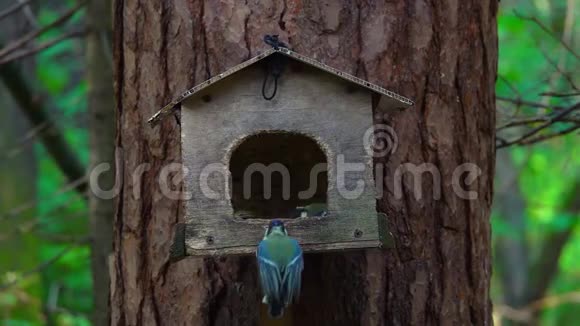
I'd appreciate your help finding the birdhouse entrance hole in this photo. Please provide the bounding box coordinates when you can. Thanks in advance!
[229,131,328,219]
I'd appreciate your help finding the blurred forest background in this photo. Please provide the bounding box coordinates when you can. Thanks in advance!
[0,0,577,325]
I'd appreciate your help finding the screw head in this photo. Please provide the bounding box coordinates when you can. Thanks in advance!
[354,229,363,238]
[206,235,215,244]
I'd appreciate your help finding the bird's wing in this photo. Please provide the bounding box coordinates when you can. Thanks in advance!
[282,239,304,305]
[257,241,283,301]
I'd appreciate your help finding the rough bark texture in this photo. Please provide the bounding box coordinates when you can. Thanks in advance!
[111,1,497,325]
[87,0,115,324]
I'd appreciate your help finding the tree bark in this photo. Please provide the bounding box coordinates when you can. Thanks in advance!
[111,1,497,325]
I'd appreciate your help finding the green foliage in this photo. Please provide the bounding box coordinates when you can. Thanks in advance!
[0,3,90,325]
[492,1,579,324]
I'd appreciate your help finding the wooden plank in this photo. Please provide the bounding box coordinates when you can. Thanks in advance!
[186,239,383,256]
[183,214,381,250]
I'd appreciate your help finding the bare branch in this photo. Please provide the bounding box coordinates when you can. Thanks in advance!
[516,125,579,146]
[0,29,85,65]
[496,291,580,322]
[540,91,580,98]
[0,43,88,194]
[529,291,580,311]
[513,11,579,59]
[497,102,580,148]
[0,1,85,59]
[0,121,49,157]
[0,0,32,21]
[495,304,532,323]
[497,116,580,131]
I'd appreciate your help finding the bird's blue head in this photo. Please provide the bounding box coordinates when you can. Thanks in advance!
[267,219,287,236]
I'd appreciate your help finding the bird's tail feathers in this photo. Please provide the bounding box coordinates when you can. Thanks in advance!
[268,302,285,319]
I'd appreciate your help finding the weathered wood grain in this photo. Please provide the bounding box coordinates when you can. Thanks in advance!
[180,63,385,255]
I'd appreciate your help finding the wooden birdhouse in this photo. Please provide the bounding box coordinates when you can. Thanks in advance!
[148,46,413,258]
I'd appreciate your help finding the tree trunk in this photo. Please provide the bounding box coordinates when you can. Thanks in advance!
[494,150,529,326]
[0,1,39,321]
[111,1,498,325]
[87,0,115,324]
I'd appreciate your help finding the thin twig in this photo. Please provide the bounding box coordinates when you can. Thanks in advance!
[537,45,578,91]
[99,31,113,67]
[34,232,90,243]
[540,91,580,98]
[1,121,49,152]
[529,291,580,311]
[0,176,88,221]
[0,1,85,58]
[0,204,87,242]
[497,102,580,148]
[497,75,526,119]
[498,75,521,97]
[497,116,580,131]
[0,0,31,21]
[517,125,580,146]
[17,0,37,28]
[0,240,89,291]
[0,41,88,195]
[0,29,85,65]
[495,305,532,323]
[496,291,580,322]
[521,74,565,96]
[513,10,579,59]
[496,96,563,110]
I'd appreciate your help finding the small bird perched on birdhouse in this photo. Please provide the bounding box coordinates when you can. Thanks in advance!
[256,220,304,318]
[295,202,328,218]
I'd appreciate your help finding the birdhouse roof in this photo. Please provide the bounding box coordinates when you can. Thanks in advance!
[148,47,414,126]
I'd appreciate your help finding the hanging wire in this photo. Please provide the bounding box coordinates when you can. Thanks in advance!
[261,35,288,100]
[262,70,279,100]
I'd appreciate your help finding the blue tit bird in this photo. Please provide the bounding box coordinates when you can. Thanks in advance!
[256,219,304,319]
[295,202,328,218]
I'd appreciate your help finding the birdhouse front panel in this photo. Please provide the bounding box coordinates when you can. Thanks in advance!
[180,62,383,255]
[148,47,412,257]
